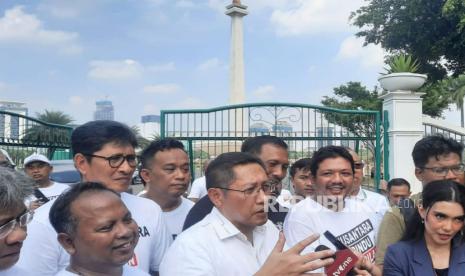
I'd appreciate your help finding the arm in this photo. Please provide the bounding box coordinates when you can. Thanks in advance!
[150,210,172,273]
[375,207,405,267]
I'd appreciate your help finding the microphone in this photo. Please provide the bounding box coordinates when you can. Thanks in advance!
[315,244,336,260]
[320,231,358,276]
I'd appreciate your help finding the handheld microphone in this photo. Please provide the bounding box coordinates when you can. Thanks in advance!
[321,231,358,276]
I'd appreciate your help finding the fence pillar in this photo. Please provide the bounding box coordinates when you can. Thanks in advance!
[379,91,425,194]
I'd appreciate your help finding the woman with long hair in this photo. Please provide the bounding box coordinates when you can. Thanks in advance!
[383,180,465,275]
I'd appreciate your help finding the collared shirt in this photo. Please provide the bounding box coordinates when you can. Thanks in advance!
[353,188,390,231]
[160,207,280,276]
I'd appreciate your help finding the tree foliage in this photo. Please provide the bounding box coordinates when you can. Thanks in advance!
[351,0,465,81]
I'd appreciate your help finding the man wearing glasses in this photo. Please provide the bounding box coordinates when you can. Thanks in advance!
[161,152,335,275]
[346,148,389,228]
[17,120,171,275]
[0,168,34,275]
[375,135,465,269]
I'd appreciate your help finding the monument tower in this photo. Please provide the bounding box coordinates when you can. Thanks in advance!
[226,0,248,104]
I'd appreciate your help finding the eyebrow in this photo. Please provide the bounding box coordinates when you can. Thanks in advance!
[432,211,465,219]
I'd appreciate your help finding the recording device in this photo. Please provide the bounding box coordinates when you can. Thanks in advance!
[33,188,49,204]
[316,231,358,276]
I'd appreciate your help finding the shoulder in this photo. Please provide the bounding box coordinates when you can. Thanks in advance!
[123,265,150,276]
[121,192,162,212]
[1,266,29,276]
[181,197,195,208]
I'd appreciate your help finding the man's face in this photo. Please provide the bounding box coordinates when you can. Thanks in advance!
[292,168,314,197]
[219,163,268,233]
[388,185,411,206]
[415,153,463,186]
[69,192,139,270]
[0,205,27,270]
[348,151,363,194]
[75,142,136,193]
[141,148,190,199]
[25,161,52,184]
[311,157,354,198]
[257,144,289,197]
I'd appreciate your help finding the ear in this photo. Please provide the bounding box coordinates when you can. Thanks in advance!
[208,188,224,208]
[139,168,151,184]
[74,153,88,176]
[415,167,424,182]
[418,205,426,220]
[57,233,76,255]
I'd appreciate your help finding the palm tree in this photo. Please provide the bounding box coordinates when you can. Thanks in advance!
[36,110,73,125]
[447,74,465,127]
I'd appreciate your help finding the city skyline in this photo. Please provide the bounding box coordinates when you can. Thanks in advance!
[0,0,461,127]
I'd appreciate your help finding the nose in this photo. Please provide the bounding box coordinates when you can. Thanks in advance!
[442,219,453,233]
[117,159,134,174]
[175,168,188,180]
[115,222,134,239]
[257,187,266,204]
[445,169,458,181]
[6,226,27,245]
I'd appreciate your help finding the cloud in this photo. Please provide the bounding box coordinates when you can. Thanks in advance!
[252,85,276,98]
[196,58,221,71]
[0,82,8,92]
[0,6,81,54]
[88,59,144,80]
[37,0,106,19]
[69,96,84,105]
[143,104,159,114]
[147,62,176,73]
[270,0,364,36]
[176,0,195,8]
[173,96,205,109]
[143,84,180,95]
[335,36,384,69]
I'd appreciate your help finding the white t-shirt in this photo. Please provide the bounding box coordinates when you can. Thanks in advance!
[353,188,390,232]
[17,192,172,276]
[276,188,293,208]
[160,207,280,276]
[284,197,377,264]
[1,265,27,275]
[55,266,149,276]
[163,197,194,240]
[39,182,69,201]
[188,176,207,199]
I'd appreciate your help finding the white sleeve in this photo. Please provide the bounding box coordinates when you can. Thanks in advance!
[188,179,202,199]
[17,219,68,276]
[150,210,173,273]
[283,213,319,254]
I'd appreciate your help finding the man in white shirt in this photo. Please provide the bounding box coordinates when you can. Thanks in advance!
[161,152,335,275]
[187,160,211,202]
[346,148,389,228]
[284,146,377,266]
[17,120,171,276]
[0,168,34,276]
[50,182,148,276]
[24,153,69,209]
[139,138,194,239]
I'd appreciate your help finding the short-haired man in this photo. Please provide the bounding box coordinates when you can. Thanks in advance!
[161,152,335,275]
[24,153,69,209]
[139,139,193,239]
[375,135,465,268]
[284,146,378,269]
[187,159,211,202]
[50,182,147,275]
[17,120,171,275]
[0,168,34,275]
[286,157,314,206]
[182,135,290,230]
[386,178,411,206]
[346,148,389,227]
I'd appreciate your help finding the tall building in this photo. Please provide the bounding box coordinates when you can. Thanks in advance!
[138,115,160,139]
[0,101,28,139]
[94,100,114,121]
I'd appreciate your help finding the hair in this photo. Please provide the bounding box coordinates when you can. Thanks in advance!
[206,152,266,190]
[290,158,312,178]
[71,120,137,160]
[49,182,120,236]
[0,168,33,212]
[240,135,288,156]
[387,178,411,191]
[310,145,354,176]
[412,135,463,168]
[139,138,186,170]
[403,180,465,242]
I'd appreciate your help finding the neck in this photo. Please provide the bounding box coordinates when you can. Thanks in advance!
[144,189,182,212]
[350,186,361,196]
[36,179,52,188]
[68,261,123,276]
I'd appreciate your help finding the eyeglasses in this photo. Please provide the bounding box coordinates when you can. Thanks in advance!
[354,162,365,169]
[216,184,271,197]
[0,209,34,239]
[84,153,138,168]
[422,164,465,176]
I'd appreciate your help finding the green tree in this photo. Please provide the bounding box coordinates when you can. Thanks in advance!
[351,0,465,81]
[36,110,73,125]
[444,74,465,127]
[130,125,150,150]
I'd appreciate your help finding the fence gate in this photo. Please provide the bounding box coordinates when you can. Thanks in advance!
[161,103,385,190]
[0,110,73,167]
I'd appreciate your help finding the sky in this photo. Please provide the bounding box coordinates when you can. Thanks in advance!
[0,0,461,127]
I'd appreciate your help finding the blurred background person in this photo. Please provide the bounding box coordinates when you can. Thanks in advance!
[187,159,211,203]
[386,178,412,206]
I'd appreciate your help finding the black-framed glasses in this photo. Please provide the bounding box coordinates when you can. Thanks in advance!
[216,184,270,197]
[422,164,465,177]
[0,209,34,239]
[84,153,138,168]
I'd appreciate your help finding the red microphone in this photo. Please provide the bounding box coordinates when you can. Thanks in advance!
[318,231,359,276]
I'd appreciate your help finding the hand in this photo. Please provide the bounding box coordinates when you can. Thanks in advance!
[29,200,43,210]
[255,232,335,276]
[353,253,382,276]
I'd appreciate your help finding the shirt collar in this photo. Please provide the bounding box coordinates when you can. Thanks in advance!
[209,207,267,241]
